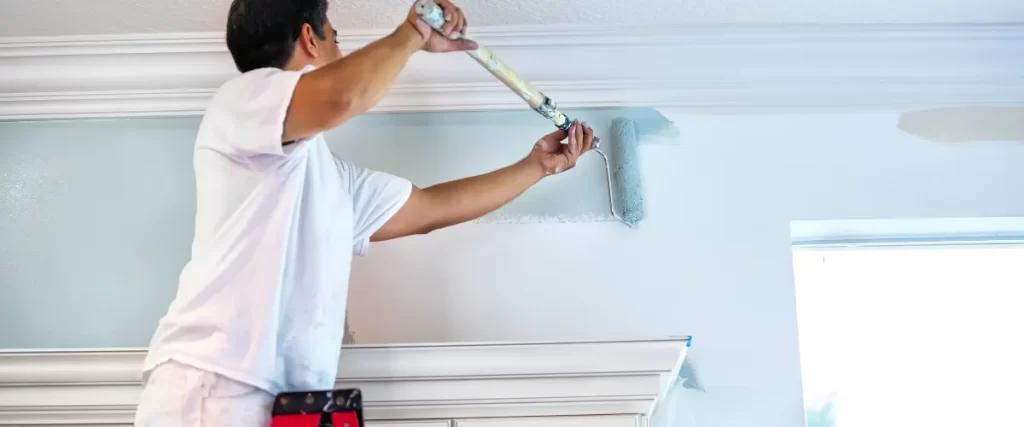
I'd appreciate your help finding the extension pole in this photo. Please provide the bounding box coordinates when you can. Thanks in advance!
[413,0,574,131]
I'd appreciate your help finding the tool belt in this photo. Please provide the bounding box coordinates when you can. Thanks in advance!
[269,388,364,427]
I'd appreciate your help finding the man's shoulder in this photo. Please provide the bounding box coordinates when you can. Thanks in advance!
[196,66,317,156]
[212,67,295,103]
[201,67,306,129]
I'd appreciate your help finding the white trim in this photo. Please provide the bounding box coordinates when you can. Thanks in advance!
[790,217,1024,248]
[1,25,1022,120]
[0,339,689,425]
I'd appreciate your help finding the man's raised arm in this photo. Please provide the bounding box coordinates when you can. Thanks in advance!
[283,0,477,142]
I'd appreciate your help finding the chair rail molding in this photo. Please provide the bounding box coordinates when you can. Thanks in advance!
[0,24,1022,120]
[0,338,690,426]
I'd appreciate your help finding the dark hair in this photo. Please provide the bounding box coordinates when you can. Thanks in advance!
[226,0,329,72]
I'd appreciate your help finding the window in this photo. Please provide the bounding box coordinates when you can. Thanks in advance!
[793,239,1024,427]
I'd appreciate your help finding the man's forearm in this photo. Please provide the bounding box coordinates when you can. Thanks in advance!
[422,158,547,230]
[312,24,423,117]
[372,124,592,242]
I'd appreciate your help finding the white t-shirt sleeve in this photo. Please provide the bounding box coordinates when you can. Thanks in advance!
[206,68,306,158]
[335,156,413,256]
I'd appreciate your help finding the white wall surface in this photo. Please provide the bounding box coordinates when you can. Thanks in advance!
[3,108,1024,427]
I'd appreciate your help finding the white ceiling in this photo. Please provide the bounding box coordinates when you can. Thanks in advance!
[1,0,1023,38]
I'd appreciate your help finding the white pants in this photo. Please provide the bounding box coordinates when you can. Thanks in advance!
[134,360,275,427]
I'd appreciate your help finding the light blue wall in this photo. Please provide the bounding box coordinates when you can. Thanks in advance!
[0,109,630,349]
[1,118,198,349]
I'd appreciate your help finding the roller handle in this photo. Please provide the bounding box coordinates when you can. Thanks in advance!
[412,0,574,132]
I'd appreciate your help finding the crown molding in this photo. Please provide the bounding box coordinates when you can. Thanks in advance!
[0,338,689,425]
[0,24,1022,120]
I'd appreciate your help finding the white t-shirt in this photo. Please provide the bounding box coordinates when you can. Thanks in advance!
[142,65,412,395]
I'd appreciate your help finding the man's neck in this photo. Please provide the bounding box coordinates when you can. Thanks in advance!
[283,61,313,72]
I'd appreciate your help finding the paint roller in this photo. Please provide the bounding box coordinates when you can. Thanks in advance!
[413,0,645,227]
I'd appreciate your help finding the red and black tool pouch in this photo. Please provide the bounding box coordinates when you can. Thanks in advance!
[269,388,364,427]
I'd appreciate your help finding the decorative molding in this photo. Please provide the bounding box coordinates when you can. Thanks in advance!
[1,25,1022,120]
[0,338,689,425]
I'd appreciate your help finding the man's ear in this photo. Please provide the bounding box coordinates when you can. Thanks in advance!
[299,23,321,59]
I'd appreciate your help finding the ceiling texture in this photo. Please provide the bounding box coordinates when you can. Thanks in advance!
[1,0,1023,37]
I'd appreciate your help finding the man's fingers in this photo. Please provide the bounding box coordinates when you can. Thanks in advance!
[449,8,463,36]
[582,123,595,152]
[567,121,578,155]
[541,128,568,145]
[575,121,586,156]
[437,0,456,35]
[435,0,454,18]
[454,8,466,35]
[571,121,585,158]
[442,18,454,36]
[456,38,479,50]
[581,122,588,155]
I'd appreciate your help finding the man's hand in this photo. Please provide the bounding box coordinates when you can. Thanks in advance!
[404,0,478,52]
[528,120,600,176]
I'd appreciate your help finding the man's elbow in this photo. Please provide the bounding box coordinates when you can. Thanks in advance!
[417,221,445,236]
[410,212,445,236]
[411,189,453,236]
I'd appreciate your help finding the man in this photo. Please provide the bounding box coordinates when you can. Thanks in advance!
[134,0,596,426]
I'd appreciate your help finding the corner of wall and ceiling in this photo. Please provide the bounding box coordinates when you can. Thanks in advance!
[0,24,1022,120]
